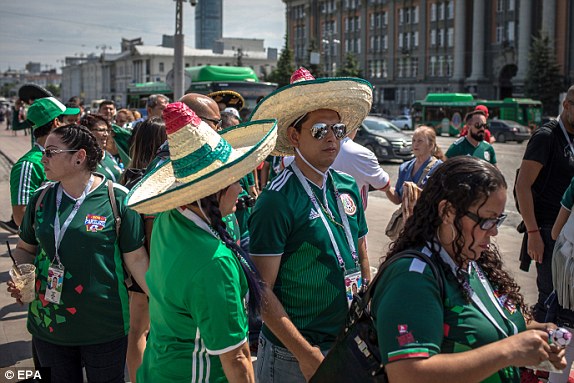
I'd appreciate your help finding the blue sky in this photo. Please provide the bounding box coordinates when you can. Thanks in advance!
[0,0,286,72]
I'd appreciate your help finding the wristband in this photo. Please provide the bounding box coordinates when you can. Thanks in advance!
[527,229,540,234]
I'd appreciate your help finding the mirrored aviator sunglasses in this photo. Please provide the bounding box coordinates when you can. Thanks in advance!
[310,123,347,140]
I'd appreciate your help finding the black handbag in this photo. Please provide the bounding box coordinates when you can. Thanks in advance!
[310,250,444,383]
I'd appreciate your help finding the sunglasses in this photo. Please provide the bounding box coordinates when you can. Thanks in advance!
[310,123,347,140]
[200,116,223,130]
[473,123,488,130]
[41,148,79,158]
[465,211,507,230]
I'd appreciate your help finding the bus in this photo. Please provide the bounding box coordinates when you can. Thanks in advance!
[126,65,277,112]
[412,93,543,136]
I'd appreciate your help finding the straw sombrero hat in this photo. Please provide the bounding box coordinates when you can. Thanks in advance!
[126,102,277,214]
[249,67,373,156]
[207,90,245,111]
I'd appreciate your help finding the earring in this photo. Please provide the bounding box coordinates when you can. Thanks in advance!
[437,223,456,246]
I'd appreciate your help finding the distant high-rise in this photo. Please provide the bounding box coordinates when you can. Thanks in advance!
[195,1,223,50]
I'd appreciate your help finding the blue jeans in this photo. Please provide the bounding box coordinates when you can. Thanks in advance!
[256,334,305,383]
[33,336,127,383]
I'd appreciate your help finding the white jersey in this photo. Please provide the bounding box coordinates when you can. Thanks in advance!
[331,137,390,209]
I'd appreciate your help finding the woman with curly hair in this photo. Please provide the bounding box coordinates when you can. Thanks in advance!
[372,156,566,383]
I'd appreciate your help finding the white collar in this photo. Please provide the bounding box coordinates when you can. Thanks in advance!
[177,207,217,238]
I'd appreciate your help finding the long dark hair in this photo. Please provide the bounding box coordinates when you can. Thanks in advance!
[388,156,528,317]
[195,192,262,317]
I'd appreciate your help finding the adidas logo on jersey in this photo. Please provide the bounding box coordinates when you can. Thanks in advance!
[309,208,320,220]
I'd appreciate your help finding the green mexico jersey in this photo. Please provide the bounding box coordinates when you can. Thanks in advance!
[19,178,145,346]
[249,165,368,350]
[139,208,248,383]
[372,248,526,383]
[10,144,46,206]
[97,151,123,182]
[446,137,497,164]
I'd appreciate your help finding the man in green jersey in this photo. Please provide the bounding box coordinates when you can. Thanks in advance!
[2,97,75,233]
[446,110,497,165]
[248,68,374,382]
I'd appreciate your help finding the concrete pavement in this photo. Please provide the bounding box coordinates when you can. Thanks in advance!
[0,122,540,372]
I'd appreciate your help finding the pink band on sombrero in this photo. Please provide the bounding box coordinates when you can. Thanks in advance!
[290,67,315,84]
[163,102,202,134]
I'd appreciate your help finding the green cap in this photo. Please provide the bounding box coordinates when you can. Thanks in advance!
[62,107,81,116]
[27,97,66,128]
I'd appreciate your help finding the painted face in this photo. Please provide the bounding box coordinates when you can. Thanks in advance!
[459,187,507,261]
[292,109,342,172]
[218,182,243,216]
[41,134,80,181]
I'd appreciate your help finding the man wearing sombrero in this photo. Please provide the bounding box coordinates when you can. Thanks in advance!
[248,67,373,381]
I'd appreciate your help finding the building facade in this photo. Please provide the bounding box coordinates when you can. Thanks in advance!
[60,38,278,106]
[284,0,574,114]
[195,0,223,50]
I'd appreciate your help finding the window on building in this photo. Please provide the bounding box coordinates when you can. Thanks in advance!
[357,16,361,31]
[345,17,349,31]
[383,11,388,25]
[370,13,375,29]
[369,60,375,77]
[405,58,411,77]
[405,8,410,23]
[497,0,503,12]
[382,60,388,78]
[496,25,504,43]
[370,36,375,51]
[448,27,454,47]
[446,55,453,76]
[430,56,436,76]
[509,0,515,11]
[437,29,443,47]
[414,31,419,47]
[447,1,454,19]
[399,32,403,48]
[438,3,444,20]
[412,57,419,77]
[438,56,444,76]
[376,60,381,78]
[383,35,388,49]
[399,8,404,24]
[430,3,437,21]
[431,29,436,46]
[159,62,164,72]
[507,21,515,41]
[357,38,361,54]
[413,6,419,23]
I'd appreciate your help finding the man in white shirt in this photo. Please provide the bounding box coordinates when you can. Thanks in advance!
[332,129,391,209]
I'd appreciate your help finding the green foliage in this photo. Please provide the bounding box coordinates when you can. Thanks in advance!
[336,53,362,78]
[45,84,61,98]
[266,35,295,88]
[525,32,565,116]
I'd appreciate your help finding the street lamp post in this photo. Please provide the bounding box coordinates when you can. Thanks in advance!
[173,0,198,100]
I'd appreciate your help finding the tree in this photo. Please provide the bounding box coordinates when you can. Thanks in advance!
[266,35,295,88]
[525,32,565,116]
[336,53,362,78]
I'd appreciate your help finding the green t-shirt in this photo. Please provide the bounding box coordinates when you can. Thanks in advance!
[560,176,574,210]
[265,155,283,184]
[10,144,46,206]
[138,208,248,383]
[249,165,368,349]
[20,178,145,346]
[446,137,497,164]
[372,248,526,383]
[97,151,123,182]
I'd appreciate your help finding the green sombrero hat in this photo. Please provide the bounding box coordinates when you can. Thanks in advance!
[126,101,277,214]
[249,67,373,156]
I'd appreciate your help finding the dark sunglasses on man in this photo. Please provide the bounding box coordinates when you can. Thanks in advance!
[310,123,347,140]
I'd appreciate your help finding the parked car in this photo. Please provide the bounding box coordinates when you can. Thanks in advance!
[354,116,413,162]
[389,115,413,130]
[488,119,531,143]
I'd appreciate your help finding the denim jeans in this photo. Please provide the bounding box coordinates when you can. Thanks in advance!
[256,333,306,383]
[532,226,556,322]
[33,336,127,383]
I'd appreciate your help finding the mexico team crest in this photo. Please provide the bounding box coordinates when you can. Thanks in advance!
[85,214,107,232]
[339,193,357,216]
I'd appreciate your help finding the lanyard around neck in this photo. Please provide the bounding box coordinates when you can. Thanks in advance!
[434,244,518,337]
[559,117,574,157]
[292,163,358,272]
[53,175,94,266]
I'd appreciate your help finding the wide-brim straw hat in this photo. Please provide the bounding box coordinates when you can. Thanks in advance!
[249,67,373,156]
[126,102,277,214]
[207,90,245,111]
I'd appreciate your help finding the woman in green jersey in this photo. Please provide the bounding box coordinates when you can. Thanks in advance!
[8,124,149,382]
[126,101,277,382]
[372,156,566,383]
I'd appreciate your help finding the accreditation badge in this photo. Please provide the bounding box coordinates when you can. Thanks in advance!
[344,269,362,307]
[45,264,65,304]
